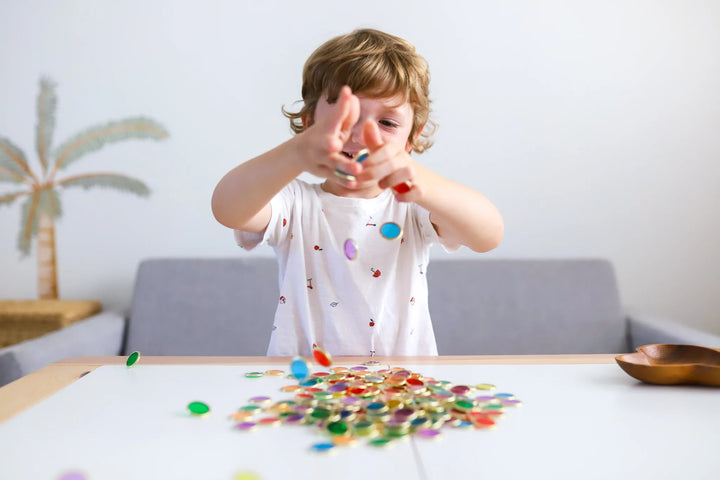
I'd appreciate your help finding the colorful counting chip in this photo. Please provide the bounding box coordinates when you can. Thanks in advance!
[229,362,521,451]
[355,149,369,163]
[333,169,356,181]
[313,347,333,367]
[291,357,310,381]
[380,222,402,240]
[392,181,413,194]
[344,238,358,260]
[126,351,141,367]
[187,401,210,416]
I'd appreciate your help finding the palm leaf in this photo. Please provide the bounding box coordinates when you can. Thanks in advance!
[0,190,32,208]
[0,136,36,182]
[52,117,169,172]
[57,172,150,197]
[36,77,58,174]
[17,188,61,256]
[0,166,27,184]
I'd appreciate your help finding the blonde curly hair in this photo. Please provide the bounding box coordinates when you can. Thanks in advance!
[283,28,436,153]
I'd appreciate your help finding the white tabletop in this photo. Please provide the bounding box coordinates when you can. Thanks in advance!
[0,360,718,479]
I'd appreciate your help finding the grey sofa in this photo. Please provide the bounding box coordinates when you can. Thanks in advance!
[2,257,719,387]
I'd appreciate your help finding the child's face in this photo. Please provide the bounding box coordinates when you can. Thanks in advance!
[314,92,415,156]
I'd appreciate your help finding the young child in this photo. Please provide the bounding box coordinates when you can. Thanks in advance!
[212,28,503,357]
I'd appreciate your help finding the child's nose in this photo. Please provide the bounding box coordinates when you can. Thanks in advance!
[350,121,365,146]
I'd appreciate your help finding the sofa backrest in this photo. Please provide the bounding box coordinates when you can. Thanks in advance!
[126,258,278,355]
[428,259,627,354]
[125,257,627,356]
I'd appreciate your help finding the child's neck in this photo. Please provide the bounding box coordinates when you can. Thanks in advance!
[321,180,385,199]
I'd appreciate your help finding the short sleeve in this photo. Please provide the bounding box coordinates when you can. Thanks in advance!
[234,181,298,250]
[412,203,461,252]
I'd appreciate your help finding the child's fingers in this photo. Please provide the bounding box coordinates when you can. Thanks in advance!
[330,152,362,176]
[362,120,384,152]
[378,164,414,190]
[338,91,360,140]
[318,86,351,134]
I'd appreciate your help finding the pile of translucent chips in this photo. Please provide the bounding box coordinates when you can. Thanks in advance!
[233,358,521,452]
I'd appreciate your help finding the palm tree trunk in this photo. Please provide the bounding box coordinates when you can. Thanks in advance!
[37,212,59,299]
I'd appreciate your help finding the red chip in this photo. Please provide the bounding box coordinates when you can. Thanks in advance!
[313,347,332,367]
[393,181,412,194]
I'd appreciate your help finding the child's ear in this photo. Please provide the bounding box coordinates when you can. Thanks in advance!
[406,124,425,153]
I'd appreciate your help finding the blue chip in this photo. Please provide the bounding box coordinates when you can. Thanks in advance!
[380,222,402,240]
[311,442,335,453]
[355,149,369,163]
[291,357,309,381]
[299,378,320,387]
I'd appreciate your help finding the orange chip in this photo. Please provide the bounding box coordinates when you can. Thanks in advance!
[313,347,332,367]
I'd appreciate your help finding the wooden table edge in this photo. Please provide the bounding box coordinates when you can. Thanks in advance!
[0,354,617,424]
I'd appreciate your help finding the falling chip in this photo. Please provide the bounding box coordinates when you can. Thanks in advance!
[126,351,141,367]
[313,347,333,367]
[290,357,310,381]
[344,239,358,260]
[187,401,211,416]
[380,222,402,240]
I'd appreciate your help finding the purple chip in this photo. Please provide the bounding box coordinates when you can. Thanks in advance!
[344,239,358,260]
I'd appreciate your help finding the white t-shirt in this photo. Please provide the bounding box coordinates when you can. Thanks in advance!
[235,179,444,357]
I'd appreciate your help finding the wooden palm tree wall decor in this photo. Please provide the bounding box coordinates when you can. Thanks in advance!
[0,77,169,299]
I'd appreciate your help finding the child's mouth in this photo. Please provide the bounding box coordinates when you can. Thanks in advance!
[342,151,354,159]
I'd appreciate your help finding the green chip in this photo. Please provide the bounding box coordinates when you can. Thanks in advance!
[245,372,264,378]
[327,421,348,435]
[369,437,393,447]
[126,351,141,367]
[311,407,331,419]
[454,399,475,411]
[240,405,262,412]
[188,401,210,416]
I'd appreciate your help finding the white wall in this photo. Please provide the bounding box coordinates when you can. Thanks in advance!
[1,1,719,335]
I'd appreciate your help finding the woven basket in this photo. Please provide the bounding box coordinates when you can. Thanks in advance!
[0,300,102,348]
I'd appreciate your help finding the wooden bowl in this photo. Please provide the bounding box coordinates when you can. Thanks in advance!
[615,344,720,386]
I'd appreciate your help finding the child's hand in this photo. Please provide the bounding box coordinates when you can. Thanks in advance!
[355,120,420,202]
[297,86,362,181]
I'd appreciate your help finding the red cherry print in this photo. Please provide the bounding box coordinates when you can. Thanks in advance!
[410,297,415,305]
[373,269,382,278]
[314,245,323,251]
[369,320,375,327]
[282,218,287,227]
[279,296,286,304]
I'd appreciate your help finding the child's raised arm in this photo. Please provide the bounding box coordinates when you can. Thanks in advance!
[211,87,362,232]
[358,121,504,253]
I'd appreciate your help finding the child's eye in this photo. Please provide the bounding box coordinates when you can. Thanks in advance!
[379,120,398,128]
